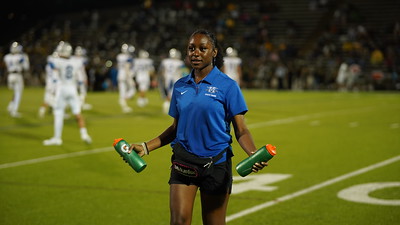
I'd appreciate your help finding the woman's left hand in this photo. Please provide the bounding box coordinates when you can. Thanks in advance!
[252,161,268,173]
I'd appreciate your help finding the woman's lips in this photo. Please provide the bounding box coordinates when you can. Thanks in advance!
[191,59,201,64]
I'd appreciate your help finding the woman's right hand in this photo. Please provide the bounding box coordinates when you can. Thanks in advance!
[129,143,145,157]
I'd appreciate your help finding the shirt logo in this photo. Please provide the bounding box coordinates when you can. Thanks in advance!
[180,90,188,95]
[205,86,218,97]
[206,86,218,93]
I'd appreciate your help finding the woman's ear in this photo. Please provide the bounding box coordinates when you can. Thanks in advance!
[213,49,218,58]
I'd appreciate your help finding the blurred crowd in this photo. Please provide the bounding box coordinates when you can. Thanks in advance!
[1,0,399,92]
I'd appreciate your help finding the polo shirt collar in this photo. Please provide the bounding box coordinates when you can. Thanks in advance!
[186,66,221,85]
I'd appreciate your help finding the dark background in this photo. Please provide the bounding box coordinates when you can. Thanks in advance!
[1,0,133,45]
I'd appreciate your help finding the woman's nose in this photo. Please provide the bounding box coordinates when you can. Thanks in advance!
[192,49,200,56]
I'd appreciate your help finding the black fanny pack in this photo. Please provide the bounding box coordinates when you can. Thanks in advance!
[171,143,227,178]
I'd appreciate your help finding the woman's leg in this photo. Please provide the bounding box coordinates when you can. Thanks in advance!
[200,192,230,225]
[170,184,198,225]
[199,158,232,225]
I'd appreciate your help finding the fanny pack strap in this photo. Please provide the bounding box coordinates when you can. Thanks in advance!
[203,147,227,168]
[173,143,228,168]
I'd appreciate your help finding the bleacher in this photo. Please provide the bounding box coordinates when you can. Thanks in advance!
[2,0,399,90]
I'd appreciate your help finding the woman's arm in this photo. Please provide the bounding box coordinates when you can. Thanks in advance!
[129,118,178,156]
[232,114,268,172]
[232,114,257,156]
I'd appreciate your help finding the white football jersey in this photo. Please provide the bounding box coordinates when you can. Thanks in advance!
[45,54,59,89]
[223,56,242,83]
[50,56,85,114]
[116,53,133,81]
[133,58,154,78]
[160,58,184,85]
[4,53,29,73]
[133,58,154,91]
[71,55,88,83]
[51,57,85,87]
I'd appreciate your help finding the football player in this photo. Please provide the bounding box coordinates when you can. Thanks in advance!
[158,48,185,114]
[222,47,242,87]
[132,50,155,107]
[116,43,136,113]
[71,45,92,110]
[43,42,92,146]
[38,43,61,118]
[3,42,30,117]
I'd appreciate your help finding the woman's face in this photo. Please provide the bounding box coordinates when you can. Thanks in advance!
[187,33,217,70]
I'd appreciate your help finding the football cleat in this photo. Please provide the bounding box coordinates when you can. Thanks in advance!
[10,112,22,118]
[81,134,92,144]
[43,137,63,146]
[122,106,133,113]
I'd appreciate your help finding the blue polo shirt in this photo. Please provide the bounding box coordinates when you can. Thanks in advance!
[169,66,248,162]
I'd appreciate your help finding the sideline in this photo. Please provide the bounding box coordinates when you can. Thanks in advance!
[0,147,112,170]
[226,155,400,222]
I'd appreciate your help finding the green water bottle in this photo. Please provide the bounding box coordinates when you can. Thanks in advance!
[235,144,277,177]
[113,138,147,173]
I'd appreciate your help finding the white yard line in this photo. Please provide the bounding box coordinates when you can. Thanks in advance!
[0,147,112,169]
[0,107,373,170]
[247,107,372,129]
[226,155,400,222]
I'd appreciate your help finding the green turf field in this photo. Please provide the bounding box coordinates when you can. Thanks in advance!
[1,87,399,225]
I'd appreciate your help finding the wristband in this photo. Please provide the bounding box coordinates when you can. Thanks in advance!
[141,142,149,155]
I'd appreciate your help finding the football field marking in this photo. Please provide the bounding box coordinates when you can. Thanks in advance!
[226,154,400,222]
[0,147,112,169]
[0,109,363,170]
[247,106,372,129]
[337,182,400,205]
[0,107,375,170]
[0,108,398,222]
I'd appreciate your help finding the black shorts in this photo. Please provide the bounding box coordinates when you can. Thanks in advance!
[168,157,232,195]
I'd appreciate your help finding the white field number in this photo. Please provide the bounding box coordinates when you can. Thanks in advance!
[232,174,400,206]
[232,174,292,195]
[337,182,400,206]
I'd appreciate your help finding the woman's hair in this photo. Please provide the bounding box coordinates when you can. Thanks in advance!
[189,29,224,69]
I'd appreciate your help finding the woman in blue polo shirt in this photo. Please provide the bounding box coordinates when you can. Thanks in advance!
[129,29,268,225]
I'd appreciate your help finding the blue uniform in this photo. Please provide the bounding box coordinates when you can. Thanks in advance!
[169,67,248,163]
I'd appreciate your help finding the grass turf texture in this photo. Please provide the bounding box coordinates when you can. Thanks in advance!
[0,87,399,225]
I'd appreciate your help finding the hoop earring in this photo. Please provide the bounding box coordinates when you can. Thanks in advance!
[213,57,216,66]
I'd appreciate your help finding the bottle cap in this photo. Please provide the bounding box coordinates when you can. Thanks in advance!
[266,144,277,156]
[113,138,124,146]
